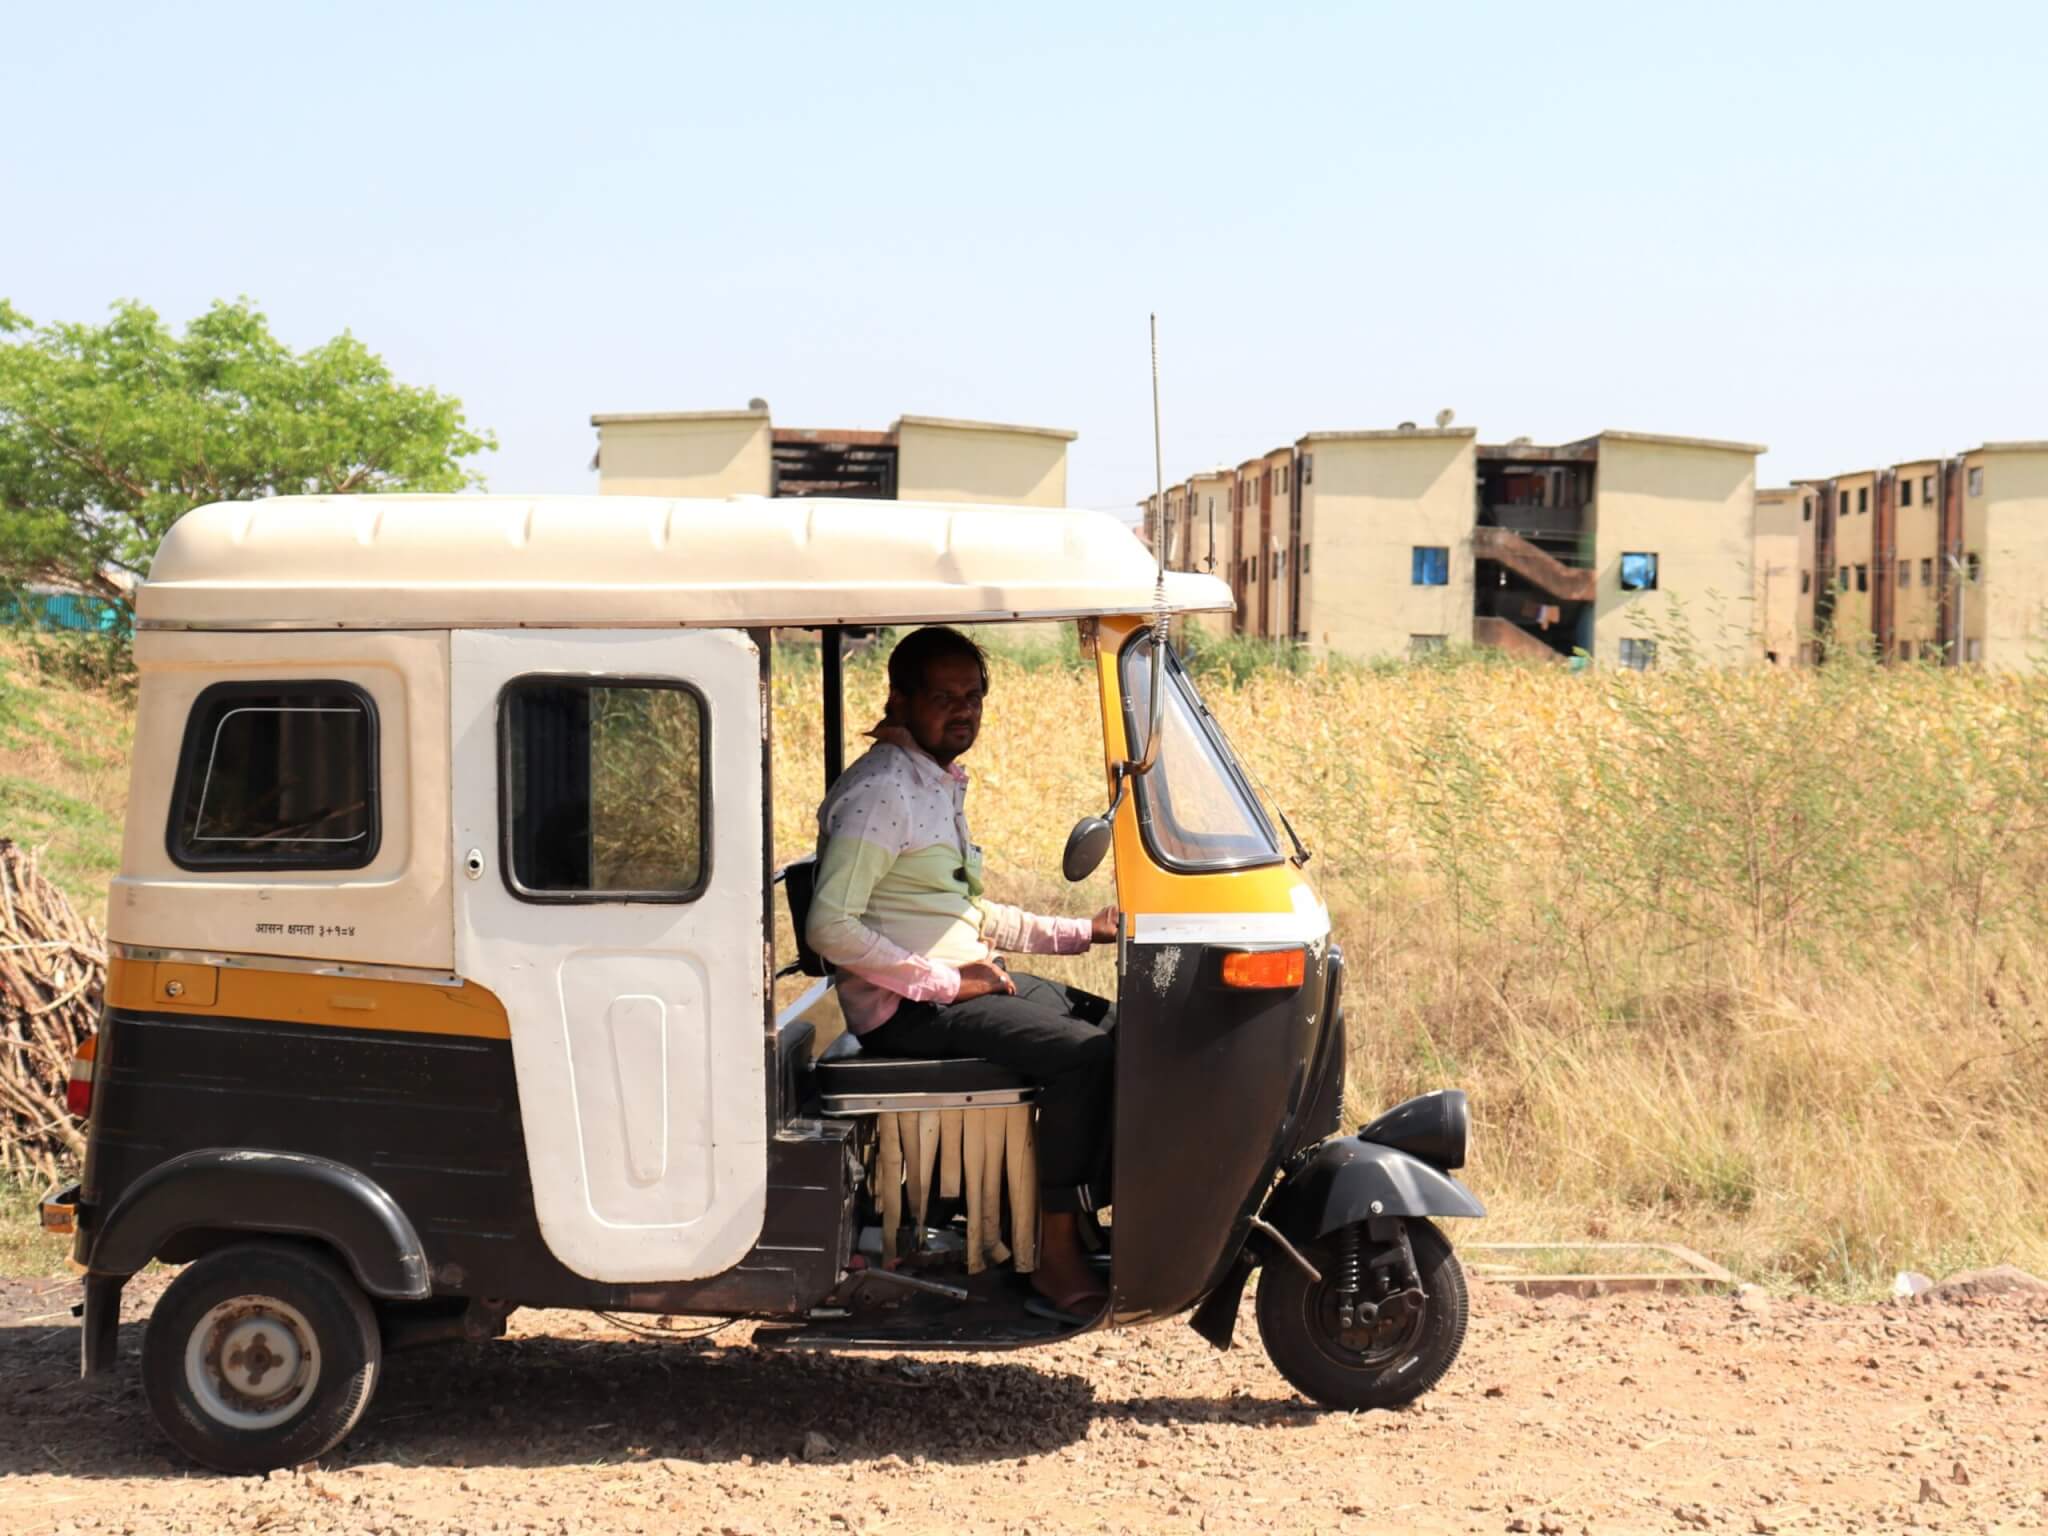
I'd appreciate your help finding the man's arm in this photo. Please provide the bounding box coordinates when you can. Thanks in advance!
[806,775,965,1004]
[977,899,1112,956]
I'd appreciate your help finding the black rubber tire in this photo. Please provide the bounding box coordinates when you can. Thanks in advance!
[1255,1218,1469,1411]
[141,1242,382,1473]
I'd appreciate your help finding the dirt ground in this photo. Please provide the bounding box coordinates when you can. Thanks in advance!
[0,1273,2042,1536]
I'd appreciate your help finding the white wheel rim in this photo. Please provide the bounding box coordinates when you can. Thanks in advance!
[183,1295,323,1431]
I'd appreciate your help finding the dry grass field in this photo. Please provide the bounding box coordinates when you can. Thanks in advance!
[7,629,2047,1296]
[782,631,2048,1298]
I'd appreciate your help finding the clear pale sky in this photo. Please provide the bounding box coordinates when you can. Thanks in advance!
[5,1,2042,511]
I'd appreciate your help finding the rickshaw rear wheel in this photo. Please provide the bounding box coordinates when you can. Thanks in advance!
[1255,1218,1468,1411]
[141,1241,383,1474]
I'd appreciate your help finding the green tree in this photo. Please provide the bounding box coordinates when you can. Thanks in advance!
[0,297,494,609]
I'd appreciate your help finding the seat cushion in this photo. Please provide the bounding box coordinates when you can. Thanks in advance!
[814,1028,1029,1098]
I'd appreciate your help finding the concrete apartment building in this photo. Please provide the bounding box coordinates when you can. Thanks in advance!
[1756,441,2048,669]
[1150,425,1763,667]
[592,405,1077,505]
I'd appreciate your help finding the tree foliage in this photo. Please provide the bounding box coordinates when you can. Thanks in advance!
[0,298,494,603]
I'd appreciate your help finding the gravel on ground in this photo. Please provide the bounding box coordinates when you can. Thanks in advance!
[0,1274,2043,1535]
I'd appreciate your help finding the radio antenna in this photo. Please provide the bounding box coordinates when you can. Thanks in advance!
[1129,315,1169,776]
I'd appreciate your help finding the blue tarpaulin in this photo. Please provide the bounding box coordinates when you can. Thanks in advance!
[2,590,127,634]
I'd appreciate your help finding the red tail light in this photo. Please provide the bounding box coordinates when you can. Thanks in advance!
[66,1035,96,1119]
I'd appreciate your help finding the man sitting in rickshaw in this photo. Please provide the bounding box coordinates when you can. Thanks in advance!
[807,626,1118,1317]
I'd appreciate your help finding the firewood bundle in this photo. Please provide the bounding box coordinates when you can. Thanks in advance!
[0,840,102,1183]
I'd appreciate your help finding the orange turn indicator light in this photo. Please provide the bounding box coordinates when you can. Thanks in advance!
[1219,947,1307,990]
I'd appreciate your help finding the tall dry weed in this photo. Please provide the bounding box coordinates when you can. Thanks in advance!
[773,637,2048,1293]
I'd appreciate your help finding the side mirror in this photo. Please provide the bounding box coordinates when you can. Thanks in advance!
[1062,816,1114,883]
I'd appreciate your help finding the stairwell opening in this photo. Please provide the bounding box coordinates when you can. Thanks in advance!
[1474,442,1599,659]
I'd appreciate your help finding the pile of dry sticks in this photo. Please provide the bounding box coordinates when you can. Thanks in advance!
[0,839,102,1184]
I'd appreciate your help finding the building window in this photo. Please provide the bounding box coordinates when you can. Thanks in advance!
[1302,544,1311,574]
[1965,638,1983,663]
[1411,546,1450,586]
[1409,634,1447,659]
[1965,551,1981,583]
[502,678,709,901]
[1619,552,1659,591]
[168,682,379,871]
[1838,566,1850,591]
[1898,561,1911,589]
[1619,637,1657,671]
[1800,570,1811,594]
[1855,564,1869,592]
[1858,487,1869,514]
[1802,497,1813,522]
[1921,558,1934,586]
[1278,465,1288,494]
[1923,474,1935,503]
[1302,452,1313,485]
[1900,478,1913,507]
[1968,466,1983,496]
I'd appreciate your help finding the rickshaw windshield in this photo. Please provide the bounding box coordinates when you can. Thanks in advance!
[1119,635,1283,873]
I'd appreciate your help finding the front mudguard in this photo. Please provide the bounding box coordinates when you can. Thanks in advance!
[1189,1133,1484,1350]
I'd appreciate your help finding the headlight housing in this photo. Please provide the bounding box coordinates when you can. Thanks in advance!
[1359,1089,1468,1171]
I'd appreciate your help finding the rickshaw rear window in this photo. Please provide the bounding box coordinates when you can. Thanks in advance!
[1119,637,1282,872]
[167,682,379,870]
[501,678,708,901]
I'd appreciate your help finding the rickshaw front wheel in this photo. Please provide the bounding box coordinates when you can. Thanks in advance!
[141,1241,383,1474]
[1255,1218,1469,1411]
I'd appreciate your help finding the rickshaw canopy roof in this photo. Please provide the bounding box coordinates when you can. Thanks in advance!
[137,495,1233,630]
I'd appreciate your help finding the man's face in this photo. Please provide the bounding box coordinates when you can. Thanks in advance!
[895,653,985,765]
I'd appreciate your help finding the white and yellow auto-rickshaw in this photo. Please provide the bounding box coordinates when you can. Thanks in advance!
[44,494,1482,1472]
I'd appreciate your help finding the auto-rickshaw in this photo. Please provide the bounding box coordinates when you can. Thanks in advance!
[42,493,1483,1473]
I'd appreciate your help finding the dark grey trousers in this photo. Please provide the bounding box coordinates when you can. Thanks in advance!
[859,971,1114,1213]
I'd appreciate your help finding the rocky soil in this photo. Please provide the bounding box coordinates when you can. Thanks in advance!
[0,1273,2043,1535]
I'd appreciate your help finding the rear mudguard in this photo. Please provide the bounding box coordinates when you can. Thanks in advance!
[77,1148,431,1376]
[1189,1134,1484,1349]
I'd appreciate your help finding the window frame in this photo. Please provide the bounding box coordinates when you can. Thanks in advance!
[1619,551,1660,592]
[1618,637,1657,672]
[1116,633,1284,877]
[166,679,382,873]
[1411,545,1451,586]
[495,673,713,906]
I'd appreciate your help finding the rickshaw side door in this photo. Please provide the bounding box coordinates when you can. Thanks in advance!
[449,628,766,1284]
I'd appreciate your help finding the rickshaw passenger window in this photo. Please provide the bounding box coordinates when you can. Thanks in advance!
[167,682,378,870]
[1120,639,1282,872]
[501,679,707,901]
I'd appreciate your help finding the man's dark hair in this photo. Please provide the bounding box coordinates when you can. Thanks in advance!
[887,626,990,698]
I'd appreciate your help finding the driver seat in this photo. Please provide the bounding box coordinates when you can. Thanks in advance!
[777,855,1039,1271]
[778,854,1035,1113]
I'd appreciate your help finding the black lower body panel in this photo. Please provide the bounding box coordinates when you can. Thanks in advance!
[80,1008,852,1315]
